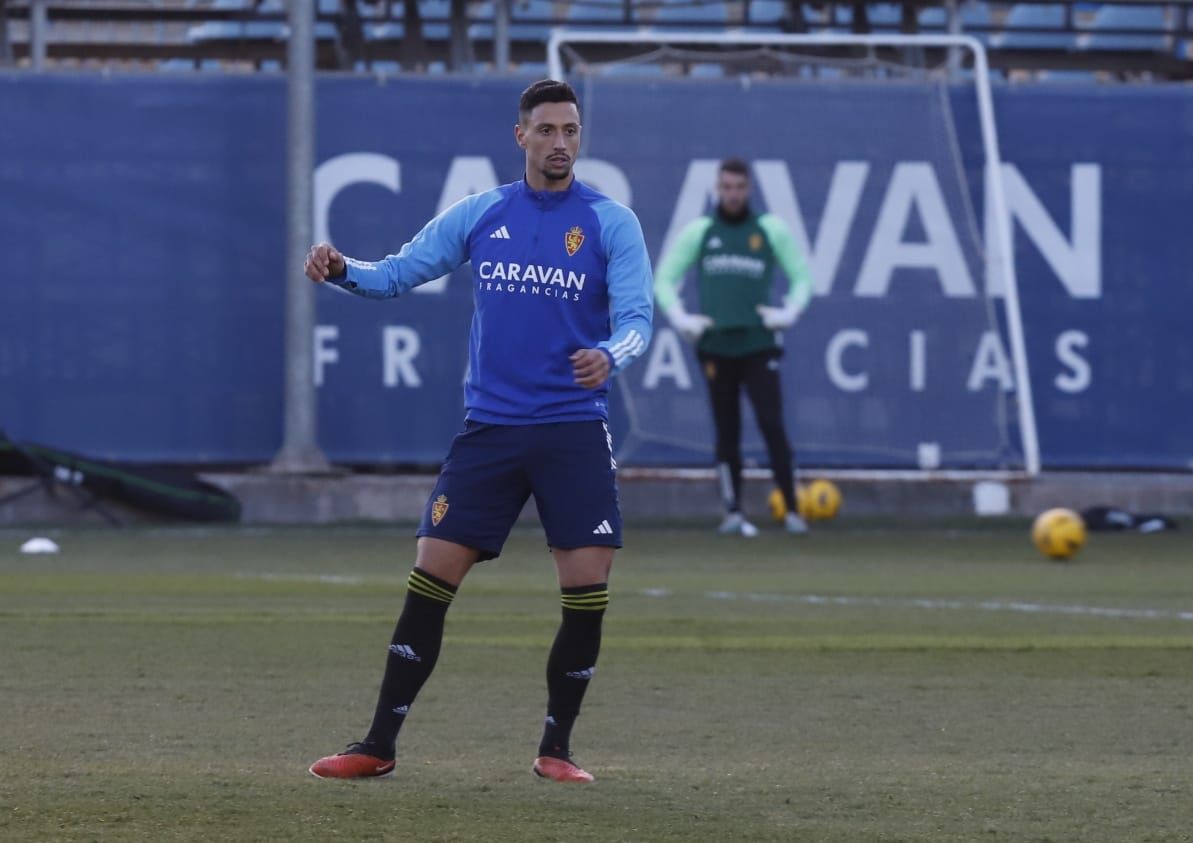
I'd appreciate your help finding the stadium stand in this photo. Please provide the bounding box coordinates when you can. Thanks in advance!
[655,0,730,27]
[1086,2,1170,50]
[917,1,993,41]
[0,1,1190,79]
[994,3,1077,49]
[566,0,629,25]
[745,0,787,26]
[833,2,906,32]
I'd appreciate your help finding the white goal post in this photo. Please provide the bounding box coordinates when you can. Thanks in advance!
[548,30,1041,477]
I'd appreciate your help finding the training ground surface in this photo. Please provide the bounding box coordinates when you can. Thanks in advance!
[2,521,1192,842]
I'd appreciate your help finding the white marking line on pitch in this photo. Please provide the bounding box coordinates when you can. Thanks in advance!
[236,572,366,586]
[640,589,1193,623]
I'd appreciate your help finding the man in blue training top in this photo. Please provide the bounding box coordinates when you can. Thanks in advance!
[304,80,653,784]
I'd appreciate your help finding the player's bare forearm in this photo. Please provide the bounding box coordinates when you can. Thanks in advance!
[570,348,611,389]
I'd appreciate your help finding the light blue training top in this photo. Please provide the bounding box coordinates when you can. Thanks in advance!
[327,177,654,425]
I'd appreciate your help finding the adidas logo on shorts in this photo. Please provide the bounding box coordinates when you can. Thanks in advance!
[592,520,614,535]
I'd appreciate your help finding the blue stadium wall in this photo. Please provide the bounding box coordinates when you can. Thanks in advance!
[1,74,1190,469]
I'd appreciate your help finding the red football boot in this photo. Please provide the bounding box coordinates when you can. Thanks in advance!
[309,743,396,779]
[532,755,595,783]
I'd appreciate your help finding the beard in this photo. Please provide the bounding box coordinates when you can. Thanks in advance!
[716,200,751,224]
[540,153,573,181]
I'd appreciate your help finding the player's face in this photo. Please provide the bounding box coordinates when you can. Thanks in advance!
[716,171,750,215]
[516,101,582,188]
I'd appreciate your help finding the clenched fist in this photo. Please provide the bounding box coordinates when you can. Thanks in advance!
[571,348,612,389]
[305,242,346,283]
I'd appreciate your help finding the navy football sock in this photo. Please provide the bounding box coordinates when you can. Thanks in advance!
[362,568,457,756]
[538,583,608,759]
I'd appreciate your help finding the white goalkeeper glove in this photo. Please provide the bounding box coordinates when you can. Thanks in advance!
[665,303,714,343]
[756,299,803,331]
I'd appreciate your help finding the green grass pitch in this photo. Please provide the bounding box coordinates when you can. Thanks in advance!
[2,520,1192,842]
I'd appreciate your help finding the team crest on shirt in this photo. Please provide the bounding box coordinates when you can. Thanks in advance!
[748,233,764,251]
[565,226,585,257]
[431,494,449,526]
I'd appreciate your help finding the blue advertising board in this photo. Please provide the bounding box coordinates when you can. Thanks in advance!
[1,73,1190,469]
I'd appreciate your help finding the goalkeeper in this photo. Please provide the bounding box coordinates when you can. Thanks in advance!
[654,157,812,536]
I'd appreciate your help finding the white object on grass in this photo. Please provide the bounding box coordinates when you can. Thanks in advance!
[972,481,1010,516]
[20,537,60,554]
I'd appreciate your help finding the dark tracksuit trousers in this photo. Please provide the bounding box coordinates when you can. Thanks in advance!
[698,347,797,515]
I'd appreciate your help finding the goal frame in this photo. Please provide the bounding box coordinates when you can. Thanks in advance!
[548,29,1041,477]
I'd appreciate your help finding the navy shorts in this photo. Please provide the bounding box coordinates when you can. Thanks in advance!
[416,420,623,560]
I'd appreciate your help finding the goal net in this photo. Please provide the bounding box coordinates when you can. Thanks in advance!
[550,31,1039,475]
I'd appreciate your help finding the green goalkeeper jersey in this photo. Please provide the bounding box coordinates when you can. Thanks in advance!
[654,210,813,357]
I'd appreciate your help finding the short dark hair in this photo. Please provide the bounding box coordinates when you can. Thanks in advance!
[519,80,581,122]
[719,157,750,178]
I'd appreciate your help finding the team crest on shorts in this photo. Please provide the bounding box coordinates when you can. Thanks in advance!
[431,494,449,526]
[565,226,585,256]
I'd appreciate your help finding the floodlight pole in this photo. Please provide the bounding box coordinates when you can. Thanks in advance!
[30,0,47,71]
[271,0,330,474]
[946,0,962,75]
[0,0,12,67]
[494,0,511,73]
[547,30,1041,476]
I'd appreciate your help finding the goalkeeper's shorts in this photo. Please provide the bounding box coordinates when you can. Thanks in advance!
[416,419,622,560]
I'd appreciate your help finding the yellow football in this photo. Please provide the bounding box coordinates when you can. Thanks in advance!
[804,479,842,521]
[768,487,787,522]
[1031,507,1087,560]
